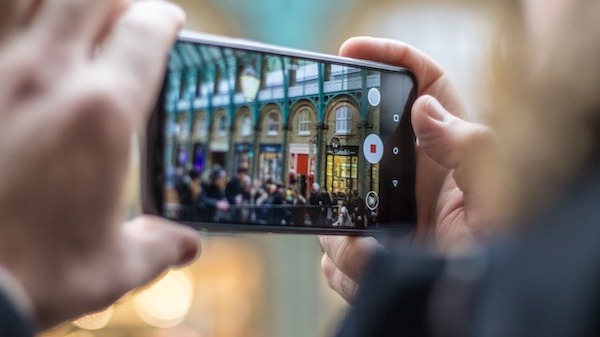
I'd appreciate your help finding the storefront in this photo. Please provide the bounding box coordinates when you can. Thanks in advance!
[209,141,228,170]
[325,145,359,196]
[234,143,253,174]
[258,144,282,183]
[288,144,316,197]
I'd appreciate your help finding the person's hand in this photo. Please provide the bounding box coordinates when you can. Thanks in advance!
[319,37,495,303]
[216,200,230,212]
[0,0,199,329]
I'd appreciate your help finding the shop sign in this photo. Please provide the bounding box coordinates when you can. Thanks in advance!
[327,145,359,156]
[260,144,282,153]
[235,143,252,153]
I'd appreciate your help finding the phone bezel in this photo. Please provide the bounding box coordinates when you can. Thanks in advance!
[143,31,418,236]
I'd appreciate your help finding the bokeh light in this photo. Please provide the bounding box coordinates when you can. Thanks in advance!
[133,269,194,328]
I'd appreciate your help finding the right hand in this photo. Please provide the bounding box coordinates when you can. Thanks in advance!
[319,37,495,303]
[0,0,199,328]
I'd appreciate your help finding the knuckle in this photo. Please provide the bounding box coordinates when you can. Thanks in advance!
[59,80,132,154]
[332,238,353,270]
[321,254,335,281]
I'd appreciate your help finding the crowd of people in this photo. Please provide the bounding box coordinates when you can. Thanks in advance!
[171,166,371,227]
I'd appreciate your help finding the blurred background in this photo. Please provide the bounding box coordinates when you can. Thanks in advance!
[41,1,491,336]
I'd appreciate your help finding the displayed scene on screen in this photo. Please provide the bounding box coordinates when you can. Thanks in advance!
[162,40,414,228]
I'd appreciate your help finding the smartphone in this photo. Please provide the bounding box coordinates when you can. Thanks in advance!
[143,31,418,235]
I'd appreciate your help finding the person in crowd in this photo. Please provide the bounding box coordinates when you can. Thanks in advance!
[320,187,333,223]
[225,167,250,205]
[200,166,230,222]
[174,169,202,220]
[250,180,266,223]
[332,206,353,227]
[288,188,307,226]
[266,183,286,225]
[349,190,366,227]
[225,167,250,222]
[173,165,194,206]
[308,183,322,226]
[188,170,202,200]
[187,170,203,221]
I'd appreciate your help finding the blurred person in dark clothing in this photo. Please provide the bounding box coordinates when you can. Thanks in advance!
[174,169,201,220]
[173,165,192,205]
[200,167,230,222]
[288,188,307,226]
[266,184,286,225]
[349,190,366,227]
[225,167,250,205]
[320,187,333,223]
[225,167,250,222]
[309,183,322,226]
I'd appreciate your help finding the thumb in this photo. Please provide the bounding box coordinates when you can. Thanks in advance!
[412,95,495,193]
[118,216,200,291]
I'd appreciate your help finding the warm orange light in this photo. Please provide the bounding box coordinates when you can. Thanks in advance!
[71,305,114,330]
[133,269,194,328]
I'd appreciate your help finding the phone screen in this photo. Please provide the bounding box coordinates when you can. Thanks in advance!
[149,34,417,234]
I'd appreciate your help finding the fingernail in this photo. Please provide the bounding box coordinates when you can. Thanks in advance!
[179,242,199,265]
[425,97,447,122]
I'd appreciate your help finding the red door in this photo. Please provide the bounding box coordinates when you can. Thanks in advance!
[297,154,309,175]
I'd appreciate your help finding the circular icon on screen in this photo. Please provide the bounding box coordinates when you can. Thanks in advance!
[363,134,384,164]
[365,191,379,211]
[368,87,381,106]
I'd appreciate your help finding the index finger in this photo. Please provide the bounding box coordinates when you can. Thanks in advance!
[339,36,445,93]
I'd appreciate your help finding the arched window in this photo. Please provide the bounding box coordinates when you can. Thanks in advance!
[194,114,208,139]
[217,114,228,136]
[266,111,280,136]
[176,114,189,139]
[240,114,252,137]
[297,109,311,135]
[335,105,351,134]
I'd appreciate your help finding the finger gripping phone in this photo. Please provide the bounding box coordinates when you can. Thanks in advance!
[143,31,418,235]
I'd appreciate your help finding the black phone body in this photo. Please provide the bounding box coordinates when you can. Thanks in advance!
[143,31,418,235]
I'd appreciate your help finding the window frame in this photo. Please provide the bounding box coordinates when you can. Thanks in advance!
[266,111,280,136]
[297,109,311,136]
[240,114,253,137]
[217,114,228,136]
[335,105,352,135]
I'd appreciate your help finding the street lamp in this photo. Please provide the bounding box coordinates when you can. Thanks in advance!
[240,64,261,101]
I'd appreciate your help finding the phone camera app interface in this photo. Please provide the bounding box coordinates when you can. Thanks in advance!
[161,40,415,229]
